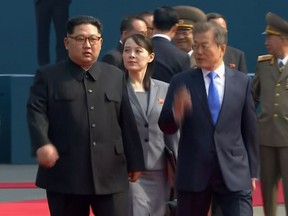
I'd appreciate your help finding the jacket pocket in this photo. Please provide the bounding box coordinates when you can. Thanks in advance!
[105,91,121,103]
[115,142,124,155]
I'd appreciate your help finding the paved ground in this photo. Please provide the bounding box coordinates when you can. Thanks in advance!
[0,164,286,215]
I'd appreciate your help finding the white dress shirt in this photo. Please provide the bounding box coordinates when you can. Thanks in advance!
[202,62,226,106]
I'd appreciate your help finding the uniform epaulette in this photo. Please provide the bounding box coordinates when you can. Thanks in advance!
[257,54,273,62]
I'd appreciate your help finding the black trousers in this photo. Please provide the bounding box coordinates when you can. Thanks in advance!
[46,190,128,216]
[35,0,70,66]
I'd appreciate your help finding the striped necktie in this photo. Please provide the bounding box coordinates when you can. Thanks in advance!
[278,61,285,73]
[207,72,220,124]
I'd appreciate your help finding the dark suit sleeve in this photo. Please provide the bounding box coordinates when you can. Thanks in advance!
[252,62,261,105]
[158,78,180,134]
[241,78,259,178]
[26,69,51,154]
[120,77,145,172]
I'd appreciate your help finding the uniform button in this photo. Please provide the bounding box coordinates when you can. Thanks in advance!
[144,123,148,127]
[85,75,89,79]
[276,93,280,96]
[92,141,96,146]
[91,124,96,128]
[88,89,93,93]
[274,114,278,117]
[144,138,149,142]
[90,106,94,110]
[276,83,281,87]
[274,103,279,106]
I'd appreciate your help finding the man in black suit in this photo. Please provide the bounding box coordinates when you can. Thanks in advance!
[27,15,144,216]
[151,6,190,83]
[34,0,71,66]
[158,21,258,216]
[207,13,248,73]
[101,15,147,71]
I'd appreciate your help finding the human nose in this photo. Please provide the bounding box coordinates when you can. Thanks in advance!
[177,33,185,39]
[83,38,91,47]
[129,51,136,58]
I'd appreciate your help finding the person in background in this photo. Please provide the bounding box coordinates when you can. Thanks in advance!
[151,6,190,83]
[172,5,207,67]
[123,33,178,216]
[27,15,144,216]
[34,0,71,66]
[158,21,258,216]
[207,12,247,73]
[101,15,147,71]
[253,12,288,216]
[139,11,154,38]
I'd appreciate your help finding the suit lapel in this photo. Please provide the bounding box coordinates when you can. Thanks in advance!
[147,80,158,117]
[192,69,211,118]
[127,82,148,122]
[217,67,236,124]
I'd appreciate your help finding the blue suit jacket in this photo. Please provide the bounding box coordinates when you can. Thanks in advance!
[158,67,258,192]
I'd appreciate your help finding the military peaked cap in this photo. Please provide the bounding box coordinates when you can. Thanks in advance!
[264,12,288,37]
[173,5,206,28]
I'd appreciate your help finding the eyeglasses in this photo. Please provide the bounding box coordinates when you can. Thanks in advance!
[68,35,101,45]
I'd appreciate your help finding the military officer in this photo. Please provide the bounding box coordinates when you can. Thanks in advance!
[253,12,288,216]
[172,5,206,67]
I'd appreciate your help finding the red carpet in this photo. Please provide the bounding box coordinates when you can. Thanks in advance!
[252,180,284,206]
[0,199,49,216]
[0,199,94,216]
[0,182,36,189]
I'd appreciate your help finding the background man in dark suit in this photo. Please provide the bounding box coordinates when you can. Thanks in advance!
[34,0,71,66]
[101,15,147,71]
[158,21,258,216]
[207,13,248,73]
[253,12,288,216]
[27,15,144,216]
[151,6,190,83]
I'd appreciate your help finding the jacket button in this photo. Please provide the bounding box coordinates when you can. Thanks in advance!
[91,124,96,128]
[144,138,149,142]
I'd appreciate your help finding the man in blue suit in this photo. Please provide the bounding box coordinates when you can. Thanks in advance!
[158,21,258,216]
